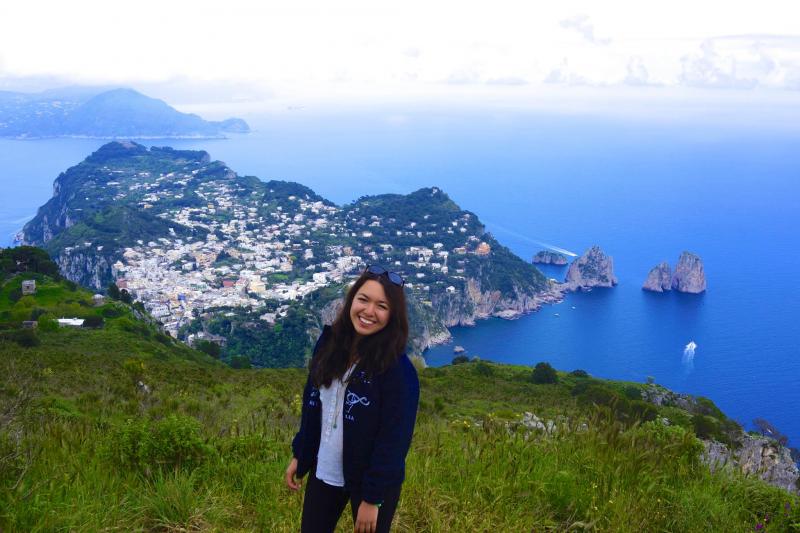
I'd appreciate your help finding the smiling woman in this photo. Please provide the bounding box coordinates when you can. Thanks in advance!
[285,265,419,533]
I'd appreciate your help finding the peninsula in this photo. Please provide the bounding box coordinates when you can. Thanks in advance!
[0,88,249,139]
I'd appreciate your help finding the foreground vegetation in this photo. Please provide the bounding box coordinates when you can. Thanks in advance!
[1,251,798,531]
[2,342,798,531]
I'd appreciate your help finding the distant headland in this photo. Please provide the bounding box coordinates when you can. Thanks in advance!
[0,87,249,139]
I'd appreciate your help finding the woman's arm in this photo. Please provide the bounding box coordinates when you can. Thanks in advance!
[360,356,420,505]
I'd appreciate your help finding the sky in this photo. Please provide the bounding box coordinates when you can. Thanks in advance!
[1,0,800,115]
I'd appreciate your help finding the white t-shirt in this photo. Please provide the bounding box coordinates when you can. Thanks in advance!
[315,364,356,487]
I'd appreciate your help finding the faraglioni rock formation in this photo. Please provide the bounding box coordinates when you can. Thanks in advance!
[532,250,568,265]
[642,261,672,292]
[564,245,618,290]
[671,251,707,293]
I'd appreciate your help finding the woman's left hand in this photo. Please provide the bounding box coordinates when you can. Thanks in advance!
[354,501,379,533]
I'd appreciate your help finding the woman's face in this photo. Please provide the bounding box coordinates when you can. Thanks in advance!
[350,279,391,336]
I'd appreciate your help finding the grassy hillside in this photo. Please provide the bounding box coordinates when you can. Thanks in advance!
[1,253,798,531]
[2,353,799,530]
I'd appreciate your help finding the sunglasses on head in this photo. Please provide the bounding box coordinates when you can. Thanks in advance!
[365,265,405,287]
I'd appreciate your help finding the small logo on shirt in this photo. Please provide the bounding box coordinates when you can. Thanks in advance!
[345,391,370,414]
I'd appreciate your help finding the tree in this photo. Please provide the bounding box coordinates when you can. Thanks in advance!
[120,289,132,304]
[83,315,104,329]
[753,418,789,446]
[230,355,251,369]
[196,340,221,359]
[531,362,558,384]
[107,282,120,300]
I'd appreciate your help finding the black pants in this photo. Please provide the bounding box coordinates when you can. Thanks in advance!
[301,470,401,533]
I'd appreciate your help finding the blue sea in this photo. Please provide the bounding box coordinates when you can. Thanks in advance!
[1,107,798,446]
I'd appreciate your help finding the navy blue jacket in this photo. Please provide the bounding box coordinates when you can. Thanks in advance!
[292,327,420,504]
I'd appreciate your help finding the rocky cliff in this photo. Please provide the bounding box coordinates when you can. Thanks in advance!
[532,250,568,265]
[642,383,799,493]
[564,246,618,290]
[671,251,707,293]
[55,249,116,290]
[704,437,799,494]
[642,261,672,292]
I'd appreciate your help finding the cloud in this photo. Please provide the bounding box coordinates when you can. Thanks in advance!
[559,15,610,45]
[486,76,528,86]
[543,58,592,86]
[623,56,663,87]
[680,40,758,89]
[444,68,482,85]
[678,35,800,90]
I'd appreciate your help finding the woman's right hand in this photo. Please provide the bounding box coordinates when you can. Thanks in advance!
[285,457,302,491]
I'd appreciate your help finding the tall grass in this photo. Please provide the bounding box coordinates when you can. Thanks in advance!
[1,344,798,531]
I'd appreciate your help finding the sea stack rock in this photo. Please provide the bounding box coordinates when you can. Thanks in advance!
[533,250,568,265]
[642,262,672,292]
[671,251,707,293]
[565,246,618,290]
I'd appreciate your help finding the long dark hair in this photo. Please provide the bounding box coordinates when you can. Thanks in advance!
[311,269,409,388]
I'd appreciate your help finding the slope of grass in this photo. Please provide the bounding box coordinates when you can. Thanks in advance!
[1,337,798,532]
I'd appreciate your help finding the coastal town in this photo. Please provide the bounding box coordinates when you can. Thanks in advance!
[98,158,493,338]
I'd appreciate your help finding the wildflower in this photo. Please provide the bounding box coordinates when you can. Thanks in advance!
[755,523,764,531]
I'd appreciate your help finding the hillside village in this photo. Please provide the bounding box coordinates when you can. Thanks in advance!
[60,149,498,338]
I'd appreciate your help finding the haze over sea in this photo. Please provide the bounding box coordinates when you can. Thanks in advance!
[1,106,798,446]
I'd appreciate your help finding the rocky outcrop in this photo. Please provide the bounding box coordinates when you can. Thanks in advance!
[642,262,672,292]
[564,246,618,290]
[672,251,706,293]
[532,251,568,265]
[642,383,798,494]
[55,250,116,290]
[432,277,564,327]
[703,437,799,494]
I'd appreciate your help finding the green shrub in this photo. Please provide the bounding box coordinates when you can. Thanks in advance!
[37,314,58,332]
[107,415,211,472]
[530,362,558,384]
[630,420,703,464]
[11,328,40,347]
[569,369,589,378]
[29,307,48,321]
[623,385,642,400]
[692,414,720,440]
[83,315,104,328]
[473,360,493,376]
[8,288,22,303]
[452,354,469,365]
[576,384,621,407]
[196,340,221,359]
[434,397,445,413]
[628,400,658,423]
[101,305,124,318]
[230,355,251,369]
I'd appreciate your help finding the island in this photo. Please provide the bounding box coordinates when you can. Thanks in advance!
[642,252,707,294]
[532,250,568,265]
[564,245,618,290]
[642,261,672,292]
[671,251,707,293]
[0,87,249,139]
[21,141,561,363]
